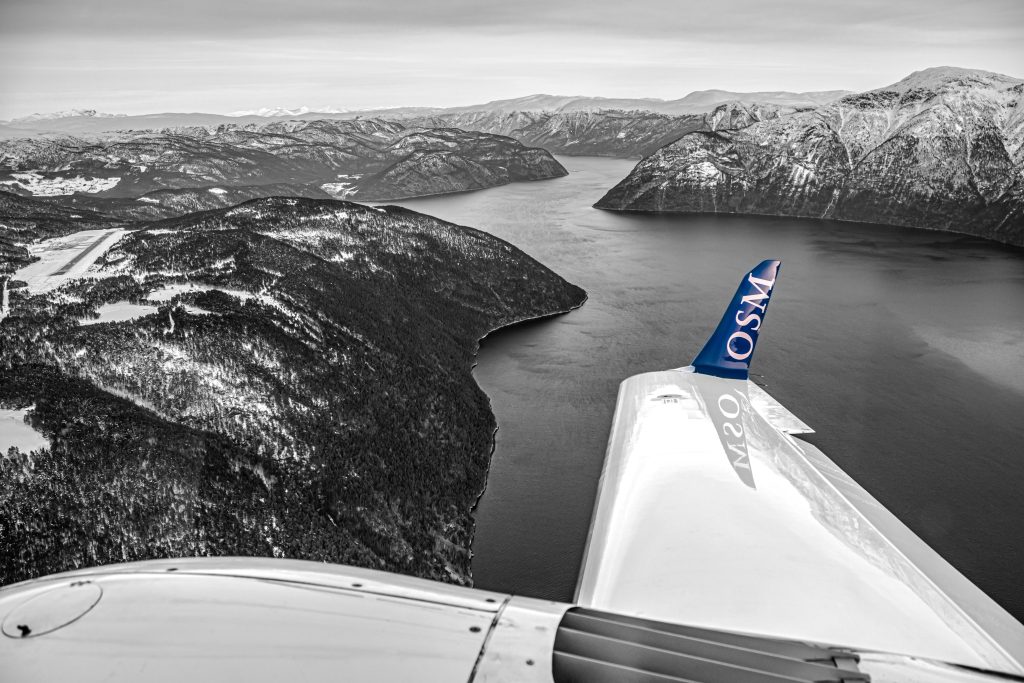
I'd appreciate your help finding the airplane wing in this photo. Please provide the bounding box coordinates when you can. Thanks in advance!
[574,260,1024,674]
[2,260,1023,682]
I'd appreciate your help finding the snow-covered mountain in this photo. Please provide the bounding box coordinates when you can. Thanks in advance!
[226,106,350,117]
[597,67,1024,247]
[404,101,795,158]
[0,89,851,138]
[5,109,125,123]
[0,118,566,218]
[431,91,851,115]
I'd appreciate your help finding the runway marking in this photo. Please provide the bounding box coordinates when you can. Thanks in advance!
[51,230,119,276]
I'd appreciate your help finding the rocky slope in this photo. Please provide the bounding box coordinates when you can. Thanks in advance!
[405,102,793,158]
[0,196,586,585]
[596,68,1024,247]
[0,119,566,216]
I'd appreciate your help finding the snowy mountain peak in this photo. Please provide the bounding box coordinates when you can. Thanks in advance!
[8,109,125,123]
[226,106,349,117]
[879,66,1022,94]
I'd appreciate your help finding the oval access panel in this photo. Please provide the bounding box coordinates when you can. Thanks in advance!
[2,581,103,638]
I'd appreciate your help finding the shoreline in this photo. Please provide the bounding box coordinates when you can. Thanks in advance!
[462,290,589,586]
[591,204,1024,252]
[360,166,569,204]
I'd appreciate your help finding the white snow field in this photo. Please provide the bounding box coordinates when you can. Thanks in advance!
[79,302,159,326]
[74,282,273,326]
[0,171,121,196]
[147,283,280,310]
[145,283,221,301]
[0,407,50,455]
[13,229,128,293]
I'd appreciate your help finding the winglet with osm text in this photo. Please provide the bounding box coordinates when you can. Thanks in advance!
[690,260,781,380]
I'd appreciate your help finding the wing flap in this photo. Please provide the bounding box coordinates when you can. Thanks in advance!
[747,382,814,434]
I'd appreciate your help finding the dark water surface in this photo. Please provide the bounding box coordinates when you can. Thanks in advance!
[392,156,1024,623]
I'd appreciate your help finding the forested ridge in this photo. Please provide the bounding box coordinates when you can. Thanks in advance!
[0,196,585,584]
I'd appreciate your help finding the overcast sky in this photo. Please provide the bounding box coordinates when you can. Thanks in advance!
[1,0,1021,118]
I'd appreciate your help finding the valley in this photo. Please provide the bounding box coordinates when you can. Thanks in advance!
[1,65,1022,623]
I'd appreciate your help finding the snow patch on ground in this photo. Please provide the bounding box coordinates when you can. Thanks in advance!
[0,407,50,454]
[0,171,121,196]
[688,160,722,181]
[321,182,358,198]
[80,302,159,326]
[225,206,266,220]
[138,196,161,204]
[208,187,227,195]
[789,164,815,186]
[146,282,282,312]
[146,283,220,301]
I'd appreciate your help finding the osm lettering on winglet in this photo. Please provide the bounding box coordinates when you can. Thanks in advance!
[691,260,781,380]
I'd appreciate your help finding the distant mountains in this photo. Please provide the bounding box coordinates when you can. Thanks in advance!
[8,69,1020,246]
[597,67,1024,248]
[6,109,127,124]
[0,119,566,218]
[454,91,852,115]
[403,101,793,158]
[0,89,852,138]
[226,106,350,118]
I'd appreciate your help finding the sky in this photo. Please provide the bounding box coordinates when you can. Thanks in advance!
[1,0,1021,119]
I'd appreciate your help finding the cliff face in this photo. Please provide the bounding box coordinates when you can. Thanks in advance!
[404,102,791,158]
[596,68,1024,247]
[0,119,567,216]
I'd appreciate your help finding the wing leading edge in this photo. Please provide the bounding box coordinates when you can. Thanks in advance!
[575,261,1024,674]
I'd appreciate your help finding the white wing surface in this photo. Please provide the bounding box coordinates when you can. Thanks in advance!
[574,261,1024,674]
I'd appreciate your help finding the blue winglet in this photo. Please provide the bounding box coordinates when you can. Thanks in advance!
[691,260,781,380]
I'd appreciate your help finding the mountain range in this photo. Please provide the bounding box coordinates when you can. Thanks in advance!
[0,89,851,138]
[402,101,794,158]
[2,64,1023,601]
[596,67,1024,247]
[0,119,567,219]
[4,68,1021,247]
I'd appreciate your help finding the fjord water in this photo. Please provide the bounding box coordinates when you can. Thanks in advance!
[392,156,1024,623]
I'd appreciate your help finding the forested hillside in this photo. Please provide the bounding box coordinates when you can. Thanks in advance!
[0,197,585,584]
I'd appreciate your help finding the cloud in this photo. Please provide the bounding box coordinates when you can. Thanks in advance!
[4,0,1022,40]
[1,0,1021,118]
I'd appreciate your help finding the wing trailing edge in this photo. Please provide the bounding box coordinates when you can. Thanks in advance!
[747,382,814,435]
